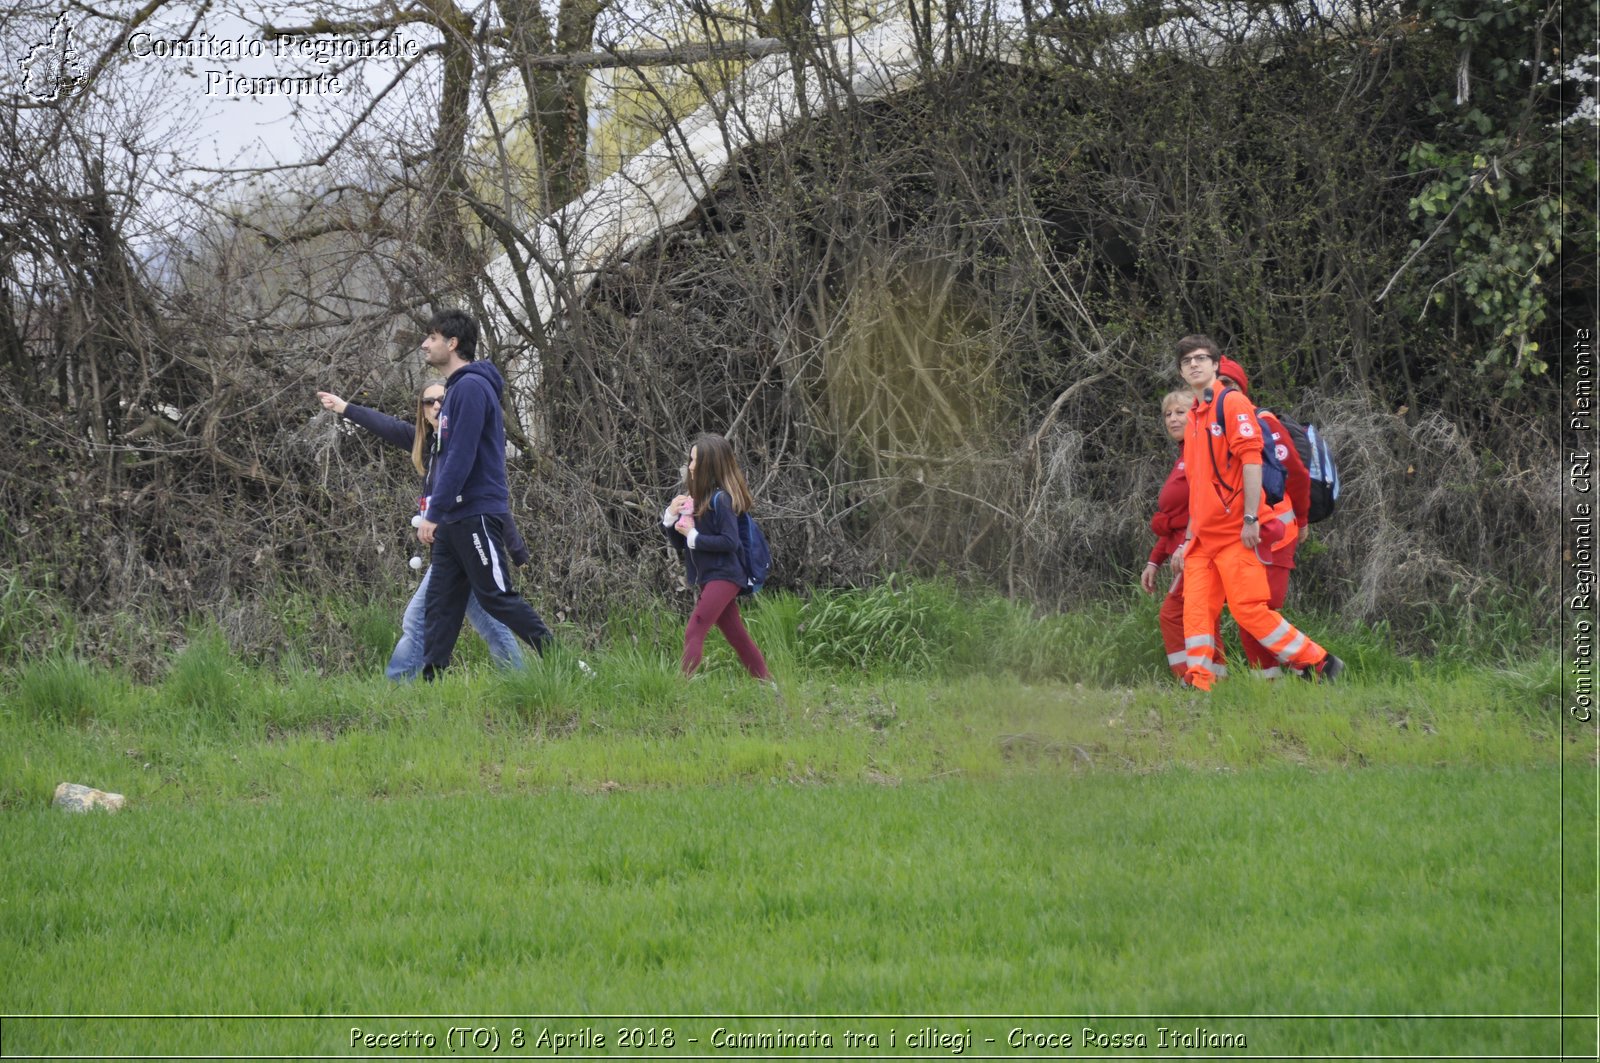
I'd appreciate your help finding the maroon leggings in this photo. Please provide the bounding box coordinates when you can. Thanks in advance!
[683,580,771,679]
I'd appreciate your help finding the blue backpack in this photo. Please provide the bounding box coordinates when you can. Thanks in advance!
[1258,409,1341,523]
[1211,387,1288,506]
[713,491,772,595]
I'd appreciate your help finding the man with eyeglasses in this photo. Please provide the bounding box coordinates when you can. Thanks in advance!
[1169,334,1343,690]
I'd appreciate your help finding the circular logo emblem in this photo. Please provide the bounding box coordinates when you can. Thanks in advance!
[1209,423,1223,436]
[1275,443,1290,461]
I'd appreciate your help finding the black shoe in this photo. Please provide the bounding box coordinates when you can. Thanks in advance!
[1302,653,1344,682]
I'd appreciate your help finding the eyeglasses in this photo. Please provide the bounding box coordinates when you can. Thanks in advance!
[422,396,445,407]
[1179,354,1214,367]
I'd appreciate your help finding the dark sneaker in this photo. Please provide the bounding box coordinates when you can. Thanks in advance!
[1302,653,1344,683]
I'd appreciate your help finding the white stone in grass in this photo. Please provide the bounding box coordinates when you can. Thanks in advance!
[53,783,126,813]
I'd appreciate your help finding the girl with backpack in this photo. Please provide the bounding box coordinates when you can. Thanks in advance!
[317,382,527,680]
[661,433,773,682]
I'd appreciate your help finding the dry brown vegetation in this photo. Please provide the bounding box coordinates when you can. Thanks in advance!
[0,0,1584,671]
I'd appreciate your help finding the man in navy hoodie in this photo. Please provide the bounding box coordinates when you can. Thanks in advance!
[415,309,553,677]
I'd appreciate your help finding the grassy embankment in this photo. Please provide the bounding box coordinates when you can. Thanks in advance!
[0,580,1590,1057]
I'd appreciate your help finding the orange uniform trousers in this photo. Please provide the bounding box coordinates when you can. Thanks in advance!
[1238,563,1292,677]
[1159,571,1227,680]
[1182,536,1327,690]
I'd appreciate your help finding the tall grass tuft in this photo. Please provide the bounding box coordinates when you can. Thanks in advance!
[6,654,118,726]
[596,603,683,658]
[489,649,589,731]
[1493,651,1562,717]
[1416,584,1550,664]
[796,578,934,673]
[245,664,371,737]
[0,571,67,665]
[787,578,1166,685]
[348,601,401,672]
[161,626,246,725]
[941,587,1163,685]
[743,591,801,675]
[581,646,684,732]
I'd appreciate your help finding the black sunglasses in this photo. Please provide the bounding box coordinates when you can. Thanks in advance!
[422,396,445,407]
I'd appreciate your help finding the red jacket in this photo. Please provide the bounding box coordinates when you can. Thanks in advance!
[1148,455,1190,565]
[1258,410,1311,532]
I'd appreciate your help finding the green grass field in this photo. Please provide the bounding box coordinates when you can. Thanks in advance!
[0,585,1593,1058]
[0,770,1591,1056]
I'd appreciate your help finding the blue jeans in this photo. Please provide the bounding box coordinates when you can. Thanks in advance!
[386,565,525,680]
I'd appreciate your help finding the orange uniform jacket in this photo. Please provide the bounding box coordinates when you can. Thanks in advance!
[1179,388,1331,687]
[1183,388,1273,542]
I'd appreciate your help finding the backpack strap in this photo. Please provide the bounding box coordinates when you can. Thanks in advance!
[713,489,756,586]
[1206,386,1240,510]
[710,488,742,534]
[1212,387,1239,467]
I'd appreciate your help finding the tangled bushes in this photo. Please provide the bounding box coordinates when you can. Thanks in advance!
[2,0,1583,674]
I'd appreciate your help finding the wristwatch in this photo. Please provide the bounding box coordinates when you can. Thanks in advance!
[1242,515,1259,525]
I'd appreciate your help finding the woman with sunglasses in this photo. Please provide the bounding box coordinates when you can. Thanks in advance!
[317,383,527,680]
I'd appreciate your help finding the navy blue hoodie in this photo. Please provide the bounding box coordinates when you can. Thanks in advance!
[340,399,530,566]
[662,490,749,588]
[426,361,513,527]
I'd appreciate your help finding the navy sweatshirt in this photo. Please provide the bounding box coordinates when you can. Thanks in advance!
[340,398,529,566]
[662,491,748,588]
[426,361,514,527]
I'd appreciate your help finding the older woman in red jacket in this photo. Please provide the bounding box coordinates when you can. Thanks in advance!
[1141,389,1226,680]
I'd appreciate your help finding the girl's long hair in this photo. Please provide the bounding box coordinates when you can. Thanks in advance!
[412,383,442,475]
[687,433,753,516]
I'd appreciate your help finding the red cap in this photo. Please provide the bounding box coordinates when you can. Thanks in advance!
[1217,356,1250,398]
